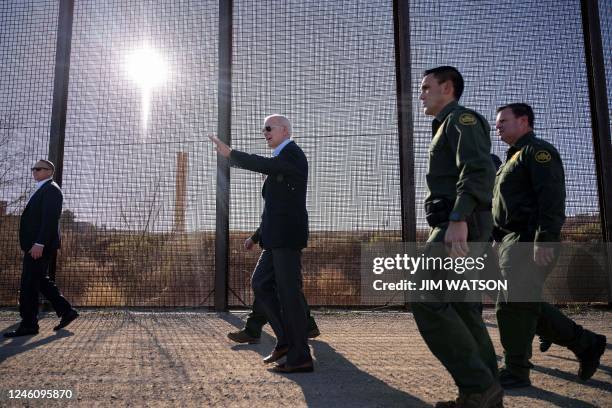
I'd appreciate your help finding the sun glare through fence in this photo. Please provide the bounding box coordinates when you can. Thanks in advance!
[57,0,219,307]
[125,47,169,132]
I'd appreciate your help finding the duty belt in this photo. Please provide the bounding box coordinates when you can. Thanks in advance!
[425,199,491,228]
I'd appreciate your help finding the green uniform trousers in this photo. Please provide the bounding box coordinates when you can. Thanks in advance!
[496,232,598,379]
[412,219,499,394]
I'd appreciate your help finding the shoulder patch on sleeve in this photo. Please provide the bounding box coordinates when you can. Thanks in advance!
[458,113,477,125]
[534,150,552,163]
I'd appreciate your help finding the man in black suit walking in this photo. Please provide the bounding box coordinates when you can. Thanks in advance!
[3,160,78,338]
[209,114,313,373]
[226,227,320,345]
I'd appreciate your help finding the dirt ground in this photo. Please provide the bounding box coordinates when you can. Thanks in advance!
[0,308,610,407]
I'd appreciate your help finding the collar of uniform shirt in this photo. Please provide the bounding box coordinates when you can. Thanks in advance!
[512,131,536,148]
[272,138,293,157]
[434,100,459,123]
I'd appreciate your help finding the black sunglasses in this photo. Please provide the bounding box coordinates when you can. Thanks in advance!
[31,167,51,171]
[261,125,282,133]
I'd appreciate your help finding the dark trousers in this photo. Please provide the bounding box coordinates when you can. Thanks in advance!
[251,248,311,366]
[19,250,71,329]
[244,297,318,338]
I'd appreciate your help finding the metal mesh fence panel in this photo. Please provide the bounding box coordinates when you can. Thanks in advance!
[601,0,612,136]
[0,1,609,307]
[0,0,58,305]
[228,0,402,307]
[410,0,601,236]
[58,0,218,306]
[410,0,606,301]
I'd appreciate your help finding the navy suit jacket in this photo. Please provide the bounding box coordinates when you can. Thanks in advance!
[19,180,63,252]
[230,140,308,250]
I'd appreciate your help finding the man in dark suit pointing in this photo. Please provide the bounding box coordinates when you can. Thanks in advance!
[3,160,78,338]
[209,114,313,373]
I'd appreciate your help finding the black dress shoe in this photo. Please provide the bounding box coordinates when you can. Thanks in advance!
[53,309,79,331]
[3,327,39,338]
[270,361,314,373]
[263,346,289,364]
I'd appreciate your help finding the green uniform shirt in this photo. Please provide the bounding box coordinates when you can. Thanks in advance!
[492,131,566,242]
[426,100,495,220]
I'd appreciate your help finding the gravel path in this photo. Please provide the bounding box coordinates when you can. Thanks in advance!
[0,308,610,407]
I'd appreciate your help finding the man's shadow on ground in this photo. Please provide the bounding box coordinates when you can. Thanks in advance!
[220,313,429,407]
[0,321,74,364]
[504,385,599,408]
[494,353,611,407]
[535,353,612,386]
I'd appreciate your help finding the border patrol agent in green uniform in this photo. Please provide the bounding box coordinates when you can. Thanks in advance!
[414,66,503,408]
[228,228,320,344]
[493,103,606,389]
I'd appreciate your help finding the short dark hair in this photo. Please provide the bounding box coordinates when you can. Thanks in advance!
[423,66,464,100]
[37,159,55,174]
[496,103,534,128]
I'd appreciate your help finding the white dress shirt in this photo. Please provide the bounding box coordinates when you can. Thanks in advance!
[272,138,292,157]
